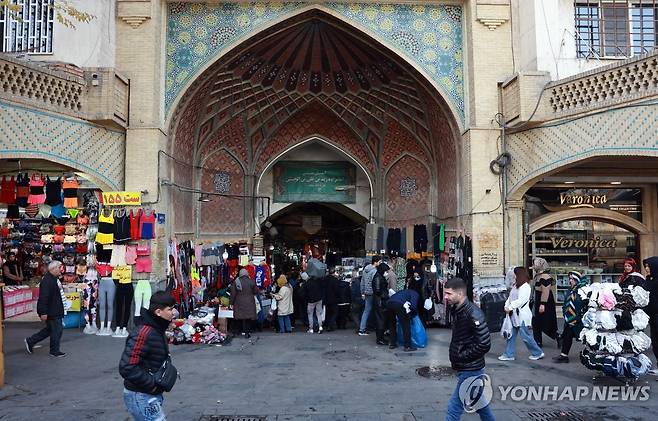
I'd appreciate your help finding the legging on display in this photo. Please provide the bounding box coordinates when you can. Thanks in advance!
[98,277,116,325]
[115,282,134,329]
[133,279,152,317]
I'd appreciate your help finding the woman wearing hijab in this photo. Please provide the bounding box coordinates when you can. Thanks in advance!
[272,275,294,333]
[619,257,646,289]
[553,271,589,363]
[372,262,391,345]
[499,267,544,361]
[230,268,258,338]
[531,258,559,348]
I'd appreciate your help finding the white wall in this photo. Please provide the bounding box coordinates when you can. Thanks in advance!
[257,140,372,221]
[37,0,115,68]
[513,0,623,81]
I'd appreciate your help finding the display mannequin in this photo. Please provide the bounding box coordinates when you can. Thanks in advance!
[133,279,152,317]
[113,276,134,338]
[96,277,115,335]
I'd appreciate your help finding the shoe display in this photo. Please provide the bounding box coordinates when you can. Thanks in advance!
[83,324,98,335]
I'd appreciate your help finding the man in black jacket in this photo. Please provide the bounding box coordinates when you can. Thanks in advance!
[372,262,390,345]
[120,291,176,421]
[25,260,66,357]
[444,277,495,421]
[387,288,419,351]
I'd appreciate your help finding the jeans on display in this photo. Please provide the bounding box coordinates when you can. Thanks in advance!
[27,318,63,354]
[502,323,543,359]
[446,369,496,421]
[277,315,292,333]
[359,295,373,332]
[123,389,166,421]
[307,301,323,329]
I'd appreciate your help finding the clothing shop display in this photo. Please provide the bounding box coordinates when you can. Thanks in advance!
[97,277,116,325]
[579,279,652,379]
[113,208,131,243]
[96,209,114,245]
[139,210,156,240]
[62,176,80,208]
[110,245,127,267]
[45,176,62,206]
[115,282,134,329]
[133,279,152,317]
[27,174,46,205]
[1,175,16,204]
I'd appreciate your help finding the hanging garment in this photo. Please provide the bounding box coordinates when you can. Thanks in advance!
[413,224,428,253]
[113,208,131,243]
[0,175,16,204]
[365,223,377,253]
[62,176,80,208]
[45,176,62,206]
[129,208,141,240]
[110,245,127,267]
[139,210,156,240]
[15,173,29,207]
[376,226,385,252]
[96,209,115,244]
[27,174,46,205]
[133,279,152,317]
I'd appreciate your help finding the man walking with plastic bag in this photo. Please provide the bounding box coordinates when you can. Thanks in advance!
[386,288,419,351]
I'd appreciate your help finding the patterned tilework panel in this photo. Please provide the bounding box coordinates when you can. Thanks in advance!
[385,155,430,228]
[172,84,206,233]
[197,115,248,164]
[198,150,245,234]
[382,118,431,169]
[506,104,658,199]
[255,101,375,175]
[166,2,464,121]
[0,101,124,190]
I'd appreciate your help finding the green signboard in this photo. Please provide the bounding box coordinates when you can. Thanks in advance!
[273,161,356,203]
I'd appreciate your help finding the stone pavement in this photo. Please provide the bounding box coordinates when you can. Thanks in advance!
[1,321,657,420]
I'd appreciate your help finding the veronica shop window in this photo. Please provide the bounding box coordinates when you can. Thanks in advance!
[575,0,658,58]
[0,0,54,54]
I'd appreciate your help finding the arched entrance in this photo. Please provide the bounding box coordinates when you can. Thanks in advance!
[167,9,461,249]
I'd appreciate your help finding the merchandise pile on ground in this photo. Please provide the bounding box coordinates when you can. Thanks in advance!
[167,306,231,345]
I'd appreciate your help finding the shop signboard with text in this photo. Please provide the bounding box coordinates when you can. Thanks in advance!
[273,161,356,203]
[525,188,642,222]
[101,191,142,206]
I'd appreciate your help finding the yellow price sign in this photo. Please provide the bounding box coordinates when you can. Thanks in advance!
[64,292,81,312]
[101,191,142,206]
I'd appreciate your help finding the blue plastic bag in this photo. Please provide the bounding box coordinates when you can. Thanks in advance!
[397,315,428,348]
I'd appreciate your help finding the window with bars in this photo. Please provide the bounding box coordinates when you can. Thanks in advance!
[0,0,54,54]
[575,0,658,58]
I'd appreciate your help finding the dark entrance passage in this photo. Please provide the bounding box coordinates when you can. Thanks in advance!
[264,202,367,267]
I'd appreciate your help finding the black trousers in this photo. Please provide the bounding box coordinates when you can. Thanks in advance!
[115,283,134,329]
[324,304,338,330]
[387,303,413,348]
[649,314,658,362]
[337,305,350,329]
[560,321,575,355]
[373,299,387,341]
[28,318,63,353]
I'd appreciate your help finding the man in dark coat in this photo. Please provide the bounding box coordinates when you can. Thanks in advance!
[25,260,66,357]
[387,288,419,351]
[119,291,176,421]
[444,277,494,420]
[323,269,340,331]
[372,262,391,345]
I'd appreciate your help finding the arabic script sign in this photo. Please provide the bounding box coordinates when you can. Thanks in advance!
[273,161,356,203]
[101,191,142,206]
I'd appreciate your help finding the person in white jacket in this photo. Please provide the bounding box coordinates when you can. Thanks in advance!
[499,267,545,361]
[272,275,294,333]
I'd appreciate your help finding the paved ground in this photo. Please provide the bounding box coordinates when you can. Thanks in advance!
[1,321,658,420]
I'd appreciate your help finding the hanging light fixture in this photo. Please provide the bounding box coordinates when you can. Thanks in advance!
[198,193,211,202]
[222,250,229,260]
[430,260,437,273]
